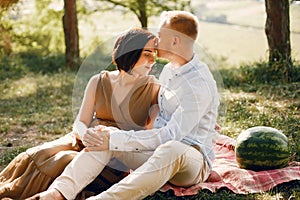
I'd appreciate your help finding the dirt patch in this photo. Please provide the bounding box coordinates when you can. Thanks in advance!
[0,125,63,171]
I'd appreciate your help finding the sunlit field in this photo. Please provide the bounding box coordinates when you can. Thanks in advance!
[77,0,300,67]
[192,0,300,66]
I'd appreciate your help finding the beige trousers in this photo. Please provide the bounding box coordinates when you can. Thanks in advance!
[50,140,210,200]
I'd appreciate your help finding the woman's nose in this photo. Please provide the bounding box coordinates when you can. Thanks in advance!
[149,57,155,65]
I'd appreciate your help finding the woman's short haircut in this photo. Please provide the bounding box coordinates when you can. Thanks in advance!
[112,28,155,73]
[160,11,199,40]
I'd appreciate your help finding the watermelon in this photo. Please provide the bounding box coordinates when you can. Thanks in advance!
[235,126,290,171]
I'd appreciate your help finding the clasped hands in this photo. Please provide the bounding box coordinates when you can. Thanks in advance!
[82,125,113,151]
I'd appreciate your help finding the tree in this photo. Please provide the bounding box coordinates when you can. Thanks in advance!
[0,0,19,12]
[265,0,293,81]
[0,0,19,56]
[63,0,80,69]
[98,0,191,28]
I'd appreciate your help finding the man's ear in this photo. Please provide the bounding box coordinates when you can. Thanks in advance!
[173,36,180,46]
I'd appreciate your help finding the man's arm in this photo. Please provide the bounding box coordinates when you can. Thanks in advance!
[109,82,212,152]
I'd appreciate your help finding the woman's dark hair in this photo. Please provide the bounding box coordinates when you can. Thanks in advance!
[112,28,155,73]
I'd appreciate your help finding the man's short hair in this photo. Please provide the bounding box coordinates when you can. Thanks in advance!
[160,11,199,40]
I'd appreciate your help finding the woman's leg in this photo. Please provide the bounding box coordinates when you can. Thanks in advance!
[0,132,81,199]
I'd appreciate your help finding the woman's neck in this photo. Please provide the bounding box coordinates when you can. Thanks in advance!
[117,70,142,85]
[112,70,144,105]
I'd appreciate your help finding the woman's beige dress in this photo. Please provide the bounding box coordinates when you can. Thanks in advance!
[0,71,158,199]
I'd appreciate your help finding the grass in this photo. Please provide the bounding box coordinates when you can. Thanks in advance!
[0,53,75,149]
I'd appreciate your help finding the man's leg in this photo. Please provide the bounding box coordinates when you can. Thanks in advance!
[26,149,152,200]
[168,145,210,186]
[88,140,209,200]
[49,149,113,199]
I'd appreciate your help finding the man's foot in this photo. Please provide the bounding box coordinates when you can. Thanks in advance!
[25,188,65,200]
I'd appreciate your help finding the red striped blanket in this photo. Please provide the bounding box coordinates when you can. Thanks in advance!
[160,134,300,195]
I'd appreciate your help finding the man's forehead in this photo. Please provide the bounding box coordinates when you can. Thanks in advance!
[158,26,176,35]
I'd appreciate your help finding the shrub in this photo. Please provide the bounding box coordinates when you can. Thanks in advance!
[220,61,300,89]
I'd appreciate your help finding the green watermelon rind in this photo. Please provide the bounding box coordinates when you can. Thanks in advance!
[235,126,290,171]
[236,157,289,171]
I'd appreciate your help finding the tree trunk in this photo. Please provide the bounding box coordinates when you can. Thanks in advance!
[138,10,148,28]
[63,0,79,69]
[265,0,292,80]
[137,0,148,28]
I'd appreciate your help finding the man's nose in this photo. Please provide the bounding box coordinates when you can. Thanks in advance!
[154,38,158,48]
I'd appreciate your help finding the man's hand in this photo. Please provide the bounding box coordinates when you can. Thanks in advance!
[82,125,112,151]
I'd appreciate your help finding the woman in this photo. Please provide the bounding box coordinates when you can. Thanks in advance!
[0,28,160,199]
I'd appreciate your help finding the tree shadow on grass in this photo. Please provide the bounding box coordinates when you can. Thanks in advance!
[0,75,74,144]
[0,51,66,82]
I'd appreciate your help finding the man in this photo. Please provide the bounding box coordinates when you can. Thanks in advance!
[30,10,219,200]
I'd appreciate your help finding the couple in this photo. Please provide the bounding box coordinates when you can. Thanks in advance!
[1,10,220,199]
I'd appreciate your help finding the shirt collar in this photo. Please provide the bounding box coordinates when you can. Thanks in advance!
[167,53,198,76]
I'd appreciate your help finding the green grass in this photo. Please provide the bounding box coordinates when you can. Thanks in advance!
[0,53,75,148]
[145,180,300,200]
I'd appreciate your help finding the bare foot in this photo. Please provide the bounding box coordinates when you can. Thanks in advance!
[25,188,65,200]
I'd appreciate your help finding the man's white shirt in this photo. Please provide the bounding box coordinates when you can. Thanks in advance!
[109,54,220,169]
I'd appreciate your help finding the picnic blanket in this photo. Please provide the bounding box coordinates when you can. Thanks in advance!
[160,134,300,195]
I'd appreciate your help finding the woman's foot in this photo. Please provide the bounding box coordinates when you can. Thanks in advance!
[26,188,65,200]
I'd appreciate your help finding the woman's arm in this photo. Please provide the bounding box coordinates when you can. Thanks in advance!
[145,83,160,130]
[145,104,159,130]
[73,74,99,140]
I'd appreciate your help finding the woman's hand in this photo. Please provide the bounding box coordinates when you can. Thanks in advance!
[145,104,159,130]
